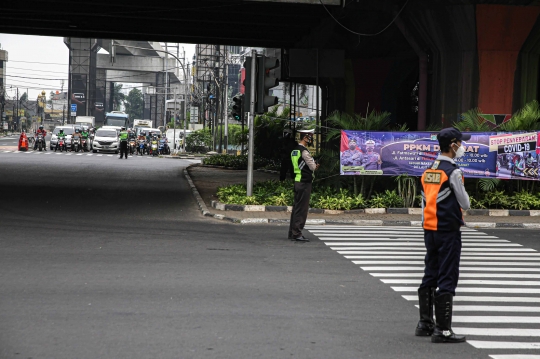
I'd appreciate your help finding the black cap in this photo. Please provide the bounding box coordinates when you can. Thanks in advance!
[437,127,470,146]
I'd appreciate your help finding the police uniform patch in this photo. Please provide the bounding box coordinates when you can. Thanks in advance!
[424,172,441,184]
[431,160,440,170]
[292,150,299,156]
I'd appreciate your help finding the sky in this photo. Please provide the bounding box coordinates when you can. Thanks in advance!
[0,33,195,100]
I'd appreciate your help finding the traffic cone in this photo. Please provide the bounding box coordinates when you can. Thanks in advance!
[18,132,29,151]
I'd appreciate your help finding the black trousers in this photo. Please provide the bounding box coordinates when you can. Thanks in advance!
[288,182,312,238]
[279,157,294,181]
[420,230,462,296]
[119,141,129,158]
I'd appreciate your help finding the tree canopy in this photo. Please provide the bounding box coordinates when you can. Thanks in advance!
[124,88,143,120]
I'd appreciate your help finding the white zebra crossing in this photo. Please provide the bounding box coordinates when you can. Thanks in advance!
[306,225,540,355]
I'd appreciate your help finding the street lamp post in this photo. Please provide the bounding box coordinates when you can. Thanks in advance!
[112,43,189,152]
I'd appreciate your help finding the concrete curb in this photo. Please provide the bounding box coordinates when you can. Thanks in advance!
[210,200,540,217]
[184,165,539,228]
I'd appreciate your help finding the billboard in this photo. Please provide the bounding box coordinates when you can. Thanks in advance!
[340,130,540,180]
[71,74,87,117]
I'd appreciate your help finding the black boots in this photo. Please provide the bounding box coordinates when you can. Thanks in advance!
[415,287,435,336]
[431,293,466,343]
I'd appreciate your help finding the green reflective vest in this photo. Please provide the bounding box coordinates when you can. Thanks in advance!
[291,144,314,183]
[119,131,128,141]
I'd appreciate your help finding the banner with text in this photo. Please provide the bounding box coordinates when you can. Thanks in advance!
[340,130,540,180]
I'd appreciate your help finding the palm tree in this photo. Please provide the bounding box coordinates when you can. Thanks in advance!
[498,100,540,131]
[453,108,495,132]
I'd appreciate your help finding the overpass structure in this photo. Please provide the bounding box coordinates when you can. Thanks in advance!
[3,0,540,130]
[64,38,181,127]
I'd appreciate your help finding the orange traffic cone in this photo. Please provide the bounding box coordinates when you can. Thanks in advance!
[18,132,29,151]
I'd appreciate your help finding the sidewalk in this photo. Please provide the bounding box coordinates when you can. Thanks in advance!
[185,165,540,228]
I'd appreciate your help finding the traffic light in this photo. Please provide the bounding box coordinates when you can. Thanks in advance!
[242,57,253,113]
[231,95,244,122]
[256,55,279,114]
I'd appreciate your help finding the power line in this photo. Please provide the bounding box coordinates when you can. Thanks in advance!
[318,0,410,36]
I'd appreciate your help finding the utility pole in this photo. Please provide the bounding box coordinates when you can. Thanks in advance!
[182,48,187,152]
[16,87,18,131]
[173,87,177,150]
[247,49,257,197]
[223,48,229,154]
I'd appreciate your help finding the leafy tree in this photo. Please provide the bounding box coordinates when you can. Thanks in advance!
[124,88,143,120]
[20,92,27,102]
[253,106,290,159]
[112,83,125,111]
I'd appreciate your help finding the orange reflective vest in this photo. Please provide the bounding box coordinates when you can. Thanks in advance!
[421,160,464,231]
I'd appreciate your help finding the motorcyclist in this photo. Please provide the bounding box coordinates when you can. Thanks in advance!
[71,128,82,151]
[81,127,90,151]
[34,125,47,150]
[56,129,66,150]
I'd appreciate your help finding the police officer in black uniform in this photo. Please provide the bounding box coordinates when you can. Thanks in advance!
[288,130,319,242]
[415,127,470,343]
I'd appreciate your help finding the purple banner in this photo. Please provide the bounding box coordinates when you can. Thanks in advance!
[340,130,540,180]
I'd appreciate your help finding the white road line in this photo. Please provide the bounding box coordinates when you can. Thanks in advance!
[65,153,72,155]
[306,226,479,231]
[356,260,540,266]
[384,279,540,285]
[2,151,11,153]
[321,238,508,242]
[317,234,500,239]
[97,154,103,156]
[44,152,52,154]
[327,244,526,250]
[372,273,540,278]
[107,155,112,157]
[403,295,540,303]
[329,246,536,252]
[87,154,93,156]
[55,153,62,155]
[456,328,540,336]
[446,306,540,312]
[362,266,540,272]
[338,251,539,256]
[347,255,540,261]
[76,153,83,156]
[454,316,540,323]
[469,341,540,349]
[392,287,540,294]
[490,355,540,358]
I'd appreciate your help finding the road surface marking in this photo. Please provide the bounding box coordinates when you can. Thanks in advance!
[392,286,540,293]
[469,341,540,349]
[402,295,540,302]
[384,279,540,285]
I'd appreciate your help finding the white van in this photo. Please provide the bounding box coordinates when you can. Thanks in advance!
[166,129,191,149]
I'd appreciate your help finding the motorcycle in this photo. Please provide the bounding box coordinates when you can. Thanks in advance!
[71,137,81,152]
[81,137,89,152]
[129,139,136,155]
[56,137,66,152]
[35,133,45,151]
[158,139,170,155]
[150,138,158,156]
[137,140,147,155]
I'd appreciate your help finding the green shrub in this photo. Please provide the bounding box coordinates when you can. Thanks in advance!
[508,190,540,210]
[368,190,404,208]
[203,154,276,170]
[481,190,510,209]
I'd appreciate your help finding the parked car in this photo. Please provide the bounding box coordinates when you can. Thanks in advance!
[92,128,120,154]
[50,125,76,150]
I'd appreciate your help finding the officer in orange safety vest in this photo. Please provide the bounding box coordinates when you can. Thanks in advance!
[415,127,470,344]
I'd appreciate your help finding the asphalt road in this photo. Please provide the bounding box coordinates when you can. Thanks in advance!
[0,151,538,359]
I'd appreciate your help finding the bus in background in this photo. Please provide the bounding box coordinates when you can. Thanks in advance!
[104,111,130,128]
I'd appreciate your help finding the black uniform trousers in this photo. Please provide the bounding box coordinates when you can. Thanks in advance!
[420,229,462,296]
[279,157,294,181]
[288,182,312,238]
[119,140,129,158]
